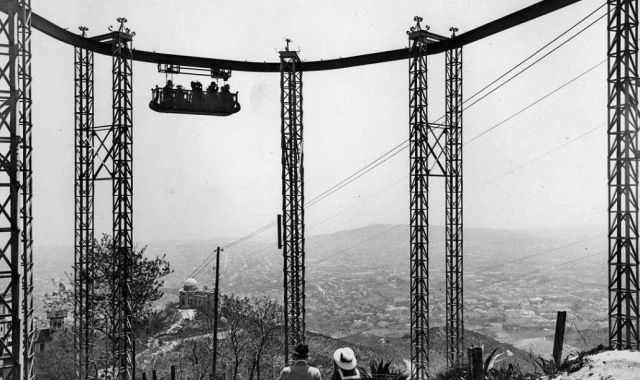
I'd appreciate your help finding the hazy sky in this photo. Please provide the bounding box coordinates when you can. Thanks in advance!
[31,0,605,247]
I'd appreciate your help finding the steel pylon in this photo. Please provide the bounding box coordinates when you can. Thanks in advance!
[608,0,640,349]
[408,17,435,380]
[0,1,33,379]
[74,26,96,380]
[74,19,134,379]
[17,1,33,378]
[110,18,134,380]
[408,19,463,376]
[279,42,305,364]
[444,30,463,367]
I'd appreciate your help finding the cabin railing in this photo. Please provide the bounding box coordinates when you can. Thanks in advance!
[151,87,238,105]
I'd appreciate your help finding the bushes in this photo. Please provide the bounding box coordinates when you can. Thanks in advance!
[534,344,607,377]
[433,344,609,380]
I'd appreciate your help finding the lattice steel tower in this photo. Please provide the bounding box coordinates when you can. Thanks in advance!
[18,1,34,379]
[74,26,96,380]
[111,18,134,379]
[0,1,33,379]
[408,17,435,379]
[408,19,464,376]
[279,40,305,363]
[74,18,135,379]
[608,0,640,349]
[444,29,463,367]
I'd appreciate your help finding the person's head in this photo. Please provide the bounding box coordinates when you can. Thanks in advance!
[333,347,357,371]
[292,343,309,361]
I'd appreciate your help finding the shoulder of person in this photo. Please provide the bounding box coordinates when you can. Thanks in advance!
[278,366,291,380]
[309,366,322,376]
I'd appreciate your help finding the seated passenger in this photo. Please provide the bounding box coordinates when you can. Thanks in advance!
[193,81,204,104]
[175,85,185,104]
[207,82,219,93]
[163,80,174,92]
[162,80,174,105]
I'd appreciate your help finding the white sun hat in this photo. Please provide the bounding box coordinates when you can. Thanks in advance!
[333,347,357,370]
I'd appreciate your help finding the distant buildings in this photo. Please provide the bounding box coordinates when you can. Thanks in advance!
[179,277,215,309]
[34,309,68,352]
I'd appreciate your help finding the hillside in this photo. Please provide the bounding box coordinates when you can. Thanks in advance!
[34,224,605,295]
[34,223,607,357]
[340,327,536,374]
[137,308,536,378]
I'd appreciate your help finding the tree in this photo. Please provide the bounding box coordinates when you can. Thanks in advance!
[34,327,76,380]
[245,297,282,380]
[196,294,282,380]
[175,333,213,380]
[43,279,72,314]
[87,234,172,329]
[69,234,173,370]
[219,294,253,380]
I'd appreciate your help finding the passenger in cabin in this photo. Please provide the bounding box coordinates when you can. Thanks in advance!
[207,82,218,93]
[221,84,230,94]
[175,85,184,104]
[162,80,174,105]
[192,81,204,104]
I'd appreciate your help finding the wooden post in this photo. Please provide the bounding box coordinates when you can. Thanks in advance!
[142,373,147,380]
[277,214,283,249]
[226,364,233,380]
[213,246,222,380]
[467,346,483,380]
[171,365,177,380]
[553,311,567,366]
[152,369,158,380]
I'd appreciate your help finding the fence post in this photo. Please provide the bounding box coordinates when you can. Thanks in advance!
[467,346,483,380]
[553,311,567,366]
[171,365,176,380]
[226,364,233,380]
[142,373,147,380]
[152,369,158,380]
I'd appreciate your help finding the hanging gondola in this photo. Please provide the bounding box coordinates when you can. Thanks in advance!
[149,80,241,116]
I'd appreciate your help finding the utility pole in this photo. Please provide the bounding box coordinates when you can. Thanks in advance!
[212,246,222,379]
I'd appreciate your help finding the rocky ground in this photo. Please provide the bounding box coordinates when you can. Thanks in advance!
[551,350,640,380]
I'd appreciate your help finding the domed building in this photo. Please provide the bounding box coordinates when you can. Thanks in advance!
[179,277,215,309]
[183,277,198,291]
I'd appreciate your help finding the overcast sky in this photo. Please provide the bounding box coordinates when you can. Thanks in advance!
[31,0,605,247]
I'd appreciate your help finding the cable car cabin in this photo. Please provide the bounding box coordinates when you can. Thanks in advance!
[149,82,241,116]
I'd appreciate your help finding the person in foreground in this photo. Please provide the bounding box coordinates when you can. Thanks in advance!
[331,347,361,380]
[278,343,323,380]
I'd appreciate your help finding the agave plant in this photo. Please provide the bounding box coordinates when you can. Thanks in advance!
[534,356,557,376]
[364,359,408,380]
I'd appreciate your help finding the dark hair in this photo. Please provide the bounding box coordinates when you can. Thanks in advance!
[292,343,309,359]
